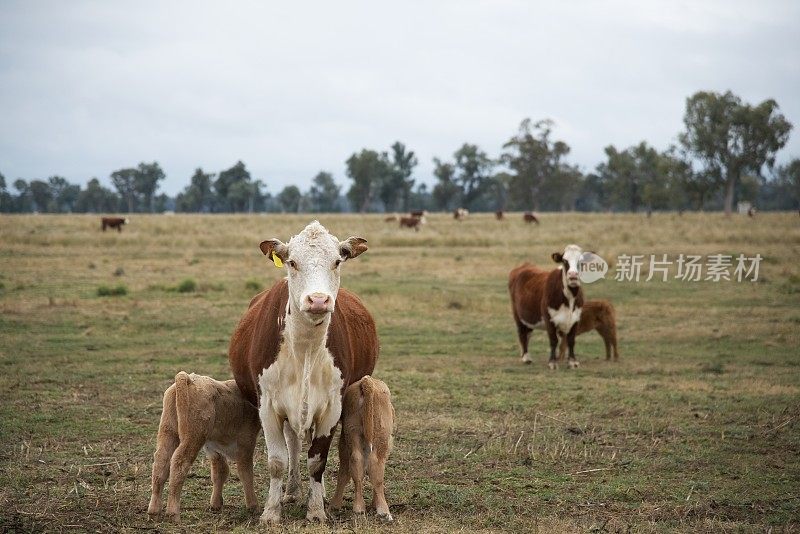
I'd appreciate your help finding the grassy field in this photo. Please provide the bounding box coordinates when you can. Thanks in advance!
[1,212,799,533]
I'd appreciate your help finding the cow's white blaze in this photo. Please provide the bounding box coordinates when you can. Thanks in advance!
[560,244,584,288]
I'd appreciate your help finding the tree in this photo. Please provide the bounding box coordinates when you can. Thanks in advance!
[308,172,341,212]
[0,172,10,213]
[596,142,666,212]
[135,162,166,213]
[111,168,138,212]
[386,142,418,211]
[501,119,570,211]
[775,158,800,209]
[214,161,252,212]
[75,178,120,213]
[176,168,215,212]
[277,185,302,213]
[680,90,792,215]
[452,143,494,210]
[29,180,52,212]
[13,179,32,212]
[346,150,390,212]
[431,158,461,210]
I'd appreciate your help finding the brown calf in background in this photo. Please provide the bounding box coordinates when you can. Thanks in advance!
[558,300,619,361]
[331,376,395,522]
[147,372,260,522]
[101,217,128,232]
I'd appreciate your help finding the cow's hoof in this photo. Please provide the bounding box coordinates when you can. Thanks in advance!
[260,509,282,525]
[377,512,394,523]
[522,353,532,364]
[306,508,328,522]
[568,360,580,369]
[548,361,557,370]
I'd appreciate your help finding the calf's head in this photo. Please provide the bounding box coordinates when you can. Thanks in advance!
[552,244,583,288]
[260,221,367,323]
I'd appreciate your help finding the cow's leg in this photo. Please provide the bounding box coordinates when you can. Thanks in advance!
[350,434,367,515]
[148,429,178,515]
[566,324,580,369]
[598,326,612,360]
[281,421,302,504]
[306,431,335,522]
[260,405,288,525]
[368,452,392,522]
[235,447,259,512]
[209,452,229,511]
[117,224,122,233]
[330,430,350,512]
[514,314,533,364]
[165,438,204,521]
[557,332,567,361]
[546,323,559,370]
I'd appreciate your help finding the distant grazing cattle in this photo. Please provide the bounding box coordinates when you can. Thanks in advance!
[399,215,425,231]
[101,217,128,232]
[557,299,618,361]
[508,245,585,369]
[148,372,260,522]
[495,210,505,220]
[331,375,395,522]
[453,208,469,220]
[384,214,399,222]
[748,207,757,218]
[228,221,378,524]
[523,211,539,224]
[410,210,427,218]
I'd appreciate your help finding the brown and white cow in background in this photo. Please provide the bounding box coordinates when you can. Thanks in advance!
[523,211,540,224]
[453,207,469,220]
[228,221,378,524]
[508,244,585,369]
[399,215,425,231]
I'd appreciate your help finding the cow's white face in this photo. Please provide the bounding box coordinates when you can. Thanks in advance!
[552,244,583,288]
[260,221,367,325]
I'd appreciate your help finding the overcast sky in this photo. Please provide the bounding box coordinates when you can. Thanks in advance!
[1,0,798,196]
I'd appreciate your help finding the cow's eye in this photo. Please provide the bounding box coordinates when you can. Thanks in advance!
[334,259,342,269]
[288,260,298,270]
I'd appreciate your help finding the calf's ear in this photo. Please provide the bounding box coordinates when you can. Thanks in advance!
[552,252,564,263]
[259,239,288,262]
[340,237,368,260]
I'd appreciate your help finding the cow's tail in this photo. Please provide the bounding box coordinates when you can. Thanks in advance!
[360,376,376,453]
[174,371,192,438]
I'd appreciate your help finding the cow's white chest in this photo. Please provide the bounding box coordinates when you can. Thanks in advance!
[548,302,582,334]
[258,342,344,438]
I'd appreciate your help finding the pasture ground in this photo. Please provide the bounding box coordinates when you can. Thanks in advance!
[1,212,798,533]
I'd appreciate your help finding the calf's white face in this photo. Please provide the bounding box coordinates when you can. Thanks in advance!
[259,221,367,324]
[552,244,584,288]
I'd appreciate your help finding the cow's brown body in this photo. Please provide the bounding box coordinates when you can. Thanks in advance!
[495,210,505,220]
[101,217,127,232]
[509,261,584,368]
[229,279,378,408]
[399,216,423,231]
[523,212,539,224]
[558,299,619,361]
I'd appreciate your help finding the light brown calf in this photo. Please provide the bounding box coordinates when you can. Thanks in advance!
[558,299,619,361]
[147,372,260,522]
[331,376,395,522]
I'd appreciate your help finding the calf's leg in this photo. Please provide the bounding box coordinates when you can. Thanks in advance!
[209,452,229,511]
[148,428,178,515]
[368,452,392,522]
[165,438,204,521]
[236,448,259,512]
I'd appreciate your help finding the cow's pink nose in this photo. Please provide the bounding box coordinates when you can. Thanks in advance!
[306,293,331,313]
[568,271,579,279]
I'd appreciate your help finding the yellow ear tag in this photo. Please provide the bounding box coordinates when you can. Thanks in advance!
[272,252,283,268]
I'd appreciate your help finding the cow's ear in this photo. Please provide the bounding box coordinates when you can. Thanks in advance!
[551,252,564,263]
[340,236,368,260]
[259,239,288,262]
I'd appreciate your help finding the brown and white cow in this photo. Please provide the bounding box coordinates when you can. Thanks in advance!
[228,221,378,524]
[508,245,585,369]
[557,299,619,362]
[399,215,425,231]
[101,216,129,232]
[495,210,505,220]
[523,211,539,224]
[453,207,469,220]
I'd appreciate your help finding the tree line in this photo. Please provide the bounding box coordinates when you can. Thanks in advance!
[2,90,798,215]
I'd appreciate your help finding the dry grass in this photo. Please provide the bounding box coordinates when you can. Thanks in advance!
[1,211,799,533]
